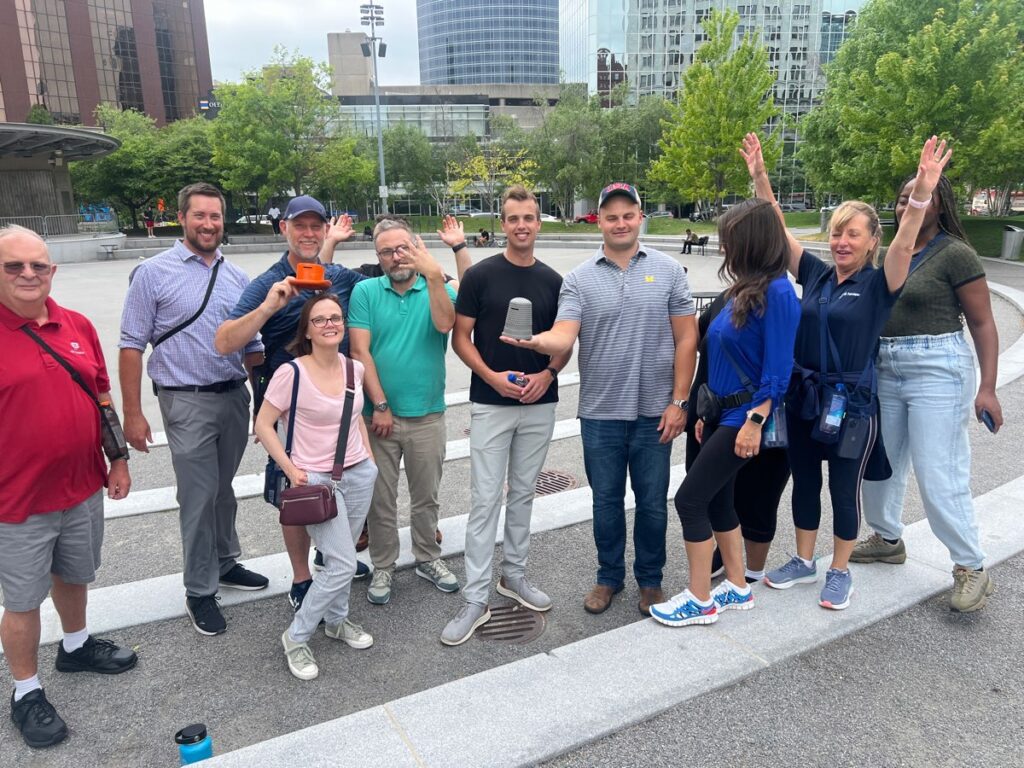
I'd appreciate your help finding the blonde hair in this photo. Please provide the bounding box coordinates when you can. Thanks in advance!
[829,201,881,267]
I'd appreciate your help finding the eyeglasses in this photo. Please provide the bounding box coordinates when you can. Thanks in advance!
[310,314,344,328]
[376,244,410,259]
[2,261,53,276]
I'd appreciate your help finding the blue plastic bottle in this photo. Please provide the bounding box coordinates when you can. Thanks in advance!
[507,372,528,387]
[175,723,213,764]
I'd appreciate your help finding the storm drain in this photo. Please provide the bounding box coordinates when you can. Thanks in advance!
[476,603,546,644]
[534,469,579,496]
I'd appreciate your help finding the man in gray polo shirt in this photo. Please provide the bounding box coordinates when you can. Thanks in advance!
[504,182,697,616]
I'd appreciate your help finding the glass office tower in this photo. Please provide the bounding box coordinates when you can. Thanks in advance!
[418,0,560,85]
[0,0,212,125]
[559,0,864,200]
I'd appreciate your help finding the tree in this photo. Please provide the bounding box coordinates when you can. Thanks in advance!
[599,91,674,202]
[800,0,1024,210]
[153,116,215,206]
[448,146,537,221]
[25,104,55,125]
[210,48,337,204]
[70,105,161,228]
[649,9,779,213]
[528,85,603,219]
[309,133,378,215]
[422,135,478,215]
[382,123,439,204]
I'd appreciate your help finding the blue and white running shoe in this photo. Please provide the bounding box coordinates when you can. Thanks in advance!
[649,589,718,627]
[711,580,755,612]
[764,555,818,589]
[819,568,854,610]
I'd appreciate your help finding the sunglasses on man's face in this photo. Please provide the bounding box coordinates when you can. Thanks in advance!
[2,261,53,276]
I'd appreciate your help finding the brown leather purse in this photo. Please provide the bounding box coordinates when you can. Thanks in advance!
[278,357,356,526]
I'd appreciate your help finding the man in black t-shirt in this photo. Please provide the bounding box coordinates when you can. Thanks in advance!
[441,186,572,646]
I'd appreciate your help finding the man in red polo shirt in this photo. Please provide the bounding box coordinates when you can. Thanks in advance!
[0,225,137,749]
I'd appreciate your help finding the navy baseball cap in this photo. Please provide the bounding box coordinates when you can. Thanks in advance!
[283,195,328,221]
[598,182,641,208]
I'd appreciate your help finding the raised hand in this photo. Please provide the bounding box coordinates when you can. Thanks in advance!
[396,235,444,281]
[913,135,952,200]
[326,214,354,245]
[437,215,466,248]
[263,277,300,313]
[739,132,767,180]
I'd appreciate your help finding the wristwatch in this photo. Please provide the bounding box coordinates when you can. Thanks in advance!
[672,399,688,411]
[746,410,766,426]
[374,401,389,412]
[545,366,558,380]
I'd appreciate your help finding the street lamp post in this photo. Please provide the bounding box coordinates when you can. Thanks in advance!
[360,3,388,215]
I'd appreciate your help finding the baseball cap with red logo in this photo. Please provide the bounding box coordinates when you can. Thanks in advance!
[598,182,642,209]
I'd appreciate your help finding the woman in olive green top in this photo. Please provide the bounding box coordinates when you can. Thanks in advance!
[856,175,1003,613]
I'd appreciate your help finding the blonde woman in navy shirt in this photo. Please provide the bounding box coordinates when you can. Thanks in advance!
[743,133,952,611]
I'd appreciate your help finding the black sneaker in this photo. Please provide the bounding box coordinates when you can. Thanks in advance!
[218,563,269,591]
[10,689,67,748]
[289,579,313,612]
[313,551,371,580]
[56,636,137,675]
[185,595,226,636]
[313,549,324,572]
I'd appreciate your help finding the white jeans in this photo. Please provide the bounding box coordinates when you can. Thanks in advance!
[861,332,984,569]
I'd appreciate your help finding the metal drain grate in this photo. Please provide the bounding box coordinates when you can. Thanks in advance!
[476,603,546,644]
[534,469,579,496]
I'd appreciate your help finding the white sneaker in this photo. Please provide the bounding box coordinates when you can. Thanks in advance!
[325,619,374,649]
[281,630,318,680]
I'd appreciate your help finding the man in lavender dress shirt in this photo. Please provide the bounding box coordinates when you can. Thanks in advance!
[118,183,268,637]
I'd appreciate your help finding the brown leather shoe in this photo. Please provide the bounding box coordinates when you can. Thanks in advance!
[583,584,623,614]
[638,587,665,616]
[435,528,443,545]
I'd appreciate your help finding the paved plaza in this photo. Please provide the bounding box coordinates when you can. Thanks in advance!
[2,242,1023,766]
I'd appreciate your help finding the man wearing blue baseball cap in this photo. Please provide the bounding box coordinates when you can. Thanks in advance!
[502,182,698,616]
[215,194,369,611]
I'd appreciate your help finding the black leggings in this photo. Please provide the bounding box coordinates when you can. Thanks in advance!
[684,429,791,544]
[787,411,877,541]
[676,425,749,542]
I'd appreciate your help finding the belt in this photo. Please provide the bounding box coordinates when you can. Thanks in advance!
[154,378,246,394]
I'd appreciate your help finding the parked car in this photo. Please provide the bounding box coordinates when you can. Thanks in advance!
[574,211,599,224]
[646,210,674,218]
[450,205,482,216]
[235,215,272,225]
[469,210,497,218]
[539,213,559,222]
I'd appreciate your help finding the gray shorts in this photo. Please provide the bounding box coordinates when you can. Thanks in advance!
[0,489,104,612]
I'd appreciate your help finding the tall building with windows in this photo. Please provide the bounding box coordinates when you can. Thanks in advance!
[559,0,863,200]
[417,0,560,85]
[0,0,212,125]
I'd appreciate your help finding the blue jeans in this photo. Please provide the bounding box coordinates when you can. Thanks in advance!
[861,332,984,569]
[581,417,671,589]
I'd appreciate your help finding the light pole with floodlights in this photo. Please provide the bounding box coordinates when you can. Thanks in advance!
[360,3,389,214]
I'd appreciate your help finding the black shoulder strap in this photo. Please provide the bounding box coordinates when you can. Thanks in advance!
[719,341,757,395]
[152,259,222,348]
[21,326,101,410]
[283,361,300,458]
[331,357,356,481]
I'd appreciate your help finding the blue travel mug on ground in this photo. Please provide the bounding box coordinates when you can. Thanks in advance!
[175,723,213,764]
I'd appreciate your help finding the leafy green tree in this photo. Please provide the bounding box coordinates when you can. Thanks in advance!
[650,9,779,213]
[528,86,603,219]
[599,92,674,202]
[382,123,439,204]
[210,48,337,205]
[153,116,216,206]
[309,133,378,215]
[448,146,537,222]
[25,104,55,125]
[800,0,1024,210]
[70,105,161,228]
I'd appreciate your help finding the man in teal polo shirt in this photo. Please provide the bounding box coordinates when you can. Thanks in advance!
[348,217,460,605]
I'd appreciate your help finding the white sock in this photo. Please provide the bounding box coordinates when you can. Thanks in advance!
[13,675,41,702]
[746,568,765,582]
[799,556,815,568]
[689,590,714,607]
[63,628,89,653]
[724,579,751,595]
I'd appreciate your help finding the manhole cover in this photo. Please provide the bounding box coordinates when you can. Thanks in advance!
[476,603,546,644]
[535,469,579,496]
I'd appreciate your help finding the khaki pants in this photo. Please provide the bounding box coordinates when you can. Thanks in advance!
[366,411,446,569]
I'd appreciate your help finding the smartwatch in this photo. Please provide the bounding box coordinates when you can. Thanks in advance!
[452,242,467,253]
[545,366,558,380]
[746,410,766,426]
[672,399,688,411]
[374,401,390,412]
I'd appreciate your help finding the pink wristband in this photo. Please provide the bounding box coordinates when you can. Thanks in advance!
[907,196,930,209]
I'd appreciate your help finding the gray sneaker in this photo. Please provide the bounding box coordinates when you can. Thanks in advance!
[819,568,854,610]
[950,567,994,613]
[281,631,318,681]
[440,602,491,646]
[367,568,393,605]
[497,576,552,612]
[764,555,818,589]
[325,618,374,649]
[850,533,907,564]
[416,559,460,593]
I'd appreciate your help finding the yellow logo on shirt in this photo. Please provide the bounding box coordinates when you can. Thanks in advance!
[645,275,655,283]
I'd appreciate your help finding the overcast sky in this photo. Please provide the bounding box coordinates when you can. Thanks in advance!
[204,0,421,85]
